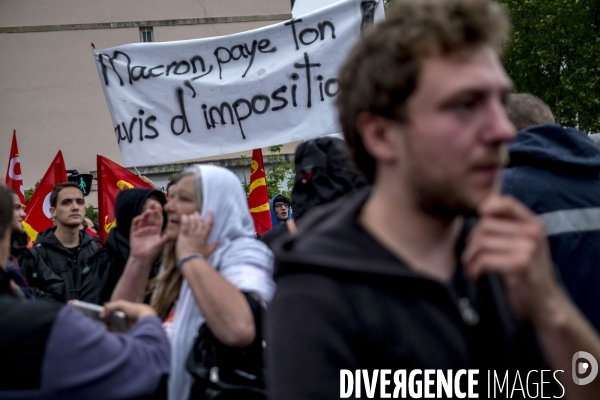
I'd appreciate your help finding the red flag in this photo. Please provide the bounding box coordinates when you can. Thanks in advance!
[248,149,272,235]
[23,151,67,241]
[97,155,154,240]
[5,130,25,204]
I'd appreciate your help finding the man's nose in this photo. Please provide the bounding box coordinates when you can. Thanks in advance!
[482,99,516,144]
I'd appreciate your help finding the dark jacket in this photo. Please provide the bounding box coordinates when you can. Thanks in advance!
[10,230,29,267]
[21,227,102,302]
[80,188,166,304]
[267,189,557,399]
[502,124,600,332]
[0,269,170,399]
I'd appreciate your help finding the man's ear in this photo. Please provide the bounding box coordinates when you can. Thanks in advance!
[50,207,56,218]
[356,112,402,163]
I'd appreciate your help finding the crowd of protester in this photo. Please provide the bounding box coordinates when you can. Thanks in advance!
[2,0,600,399]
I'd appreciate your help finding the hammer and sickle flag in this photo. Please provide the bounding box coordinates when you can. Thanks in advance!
[97,155,154,240]
[5,130,25,204]
[23,151,67,241]
[248,149,272,235]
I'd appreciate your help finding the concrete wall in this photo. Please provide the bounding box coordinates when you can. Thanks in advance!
[0,0,292,208]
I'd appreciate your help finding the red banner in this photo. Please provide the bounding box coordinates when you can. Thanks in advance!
[23,151,67,241]
[248,149,272,235]
[5,130,25,204]
[97,155,154,240]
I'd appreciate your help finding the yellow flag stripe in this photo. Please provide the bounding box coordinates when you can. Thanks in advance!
[250,203,270,213]
[22,221,38,242]
[249,178,267,195]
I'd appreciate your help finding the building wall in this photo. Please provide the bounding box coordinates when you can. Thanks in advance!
[0,0,292,208]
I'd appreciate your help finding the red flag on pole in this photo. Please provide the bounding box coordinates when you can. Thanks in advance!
[23,151,67,241]
[248,149,272,235]
[97,155,154,240]
[5,130,25,204]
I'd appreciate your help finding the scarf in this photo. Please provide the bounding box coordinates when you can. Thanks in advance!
[169,165,275,400]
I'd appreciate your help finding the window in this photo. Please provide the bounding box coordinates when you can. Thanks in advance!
[140,27,154,43]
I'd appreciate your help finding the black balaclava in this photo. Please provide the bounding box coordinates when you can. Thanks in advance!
[291,137,369,221]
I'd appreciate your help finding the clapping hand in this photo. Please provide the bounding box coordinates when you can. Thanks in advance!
[129,203,169,262]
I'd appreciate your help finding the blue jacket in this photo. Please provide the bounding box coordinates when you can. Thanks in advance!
[270,194,292,227]
[502,124,600,332]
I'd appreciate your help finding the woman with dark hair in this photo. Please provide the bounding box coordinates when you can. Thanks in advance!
[80,188,166,304]
[111,165,274,399]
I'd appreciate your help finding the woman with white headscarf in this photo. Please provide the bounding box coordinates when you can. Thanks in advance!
[111,165,275,400]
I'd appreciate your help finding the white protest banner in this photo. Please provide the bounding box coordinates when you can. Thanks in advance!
[93,0,384,167]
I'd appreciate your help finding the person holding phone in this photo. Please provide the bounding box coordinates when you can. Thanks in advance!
[0,184,171,399]
[111,165,275,400]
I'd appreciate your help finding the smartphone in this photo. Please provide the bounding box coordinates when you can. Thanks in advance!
[70,300,129,333]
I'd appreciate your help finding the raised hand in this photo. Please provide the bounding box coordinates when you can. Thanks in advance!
[175,211,218,260]
[462,195,559,322]
[129,203,169,262]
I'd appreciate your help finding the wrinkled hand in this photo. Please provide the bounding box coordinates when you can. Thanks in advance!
[102,300,157,324]
[462,195,560,321]
[175,211,219,260]
[129,203,168,261]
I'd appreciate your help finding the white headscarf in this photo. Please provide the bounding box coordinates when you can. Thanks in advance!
[168,165,275,400]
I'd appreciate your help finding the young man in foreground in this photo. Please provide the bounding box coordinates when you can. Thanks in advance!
[267,0,600,398]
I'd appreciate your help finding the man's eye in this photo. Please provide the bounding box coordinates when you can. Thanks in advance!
[454,100,478,110]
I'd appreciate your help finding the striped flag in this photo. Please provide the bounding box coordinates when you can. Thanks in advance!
[248,149,272,235]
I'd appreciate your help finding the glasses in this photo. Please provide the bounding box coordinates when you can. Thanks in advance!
[274,203,289,209]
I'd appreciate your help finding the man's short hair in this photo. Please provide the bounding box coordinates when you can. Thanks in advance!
[50,182,83,208]
[337,0,510,183]
[506,93,554,131]
[0,186,15,240]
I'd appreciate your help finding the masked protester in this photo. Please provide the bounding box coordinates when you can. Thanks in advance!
[80,188,166,304]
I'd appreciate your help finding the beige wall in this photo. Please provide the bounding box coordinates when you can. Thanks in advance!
[0,0,290,26]
[0,0,291,207]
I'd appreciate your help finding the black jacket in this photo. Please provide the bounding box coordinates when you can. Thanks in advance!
[267,189,557,399]
[503,124,600,332]
[21,227,102,302]
[10,230,29,267]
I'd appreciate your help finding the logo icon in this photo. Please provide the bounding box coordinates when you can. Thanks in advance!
[572,351,598,385]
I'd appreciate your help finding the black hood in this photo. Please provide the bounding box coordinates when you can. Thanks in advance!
[508,124,600,175]
[291,137,368,221]
[114,188,166,240]
[276,188,473,279]
[276,189,418,279]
